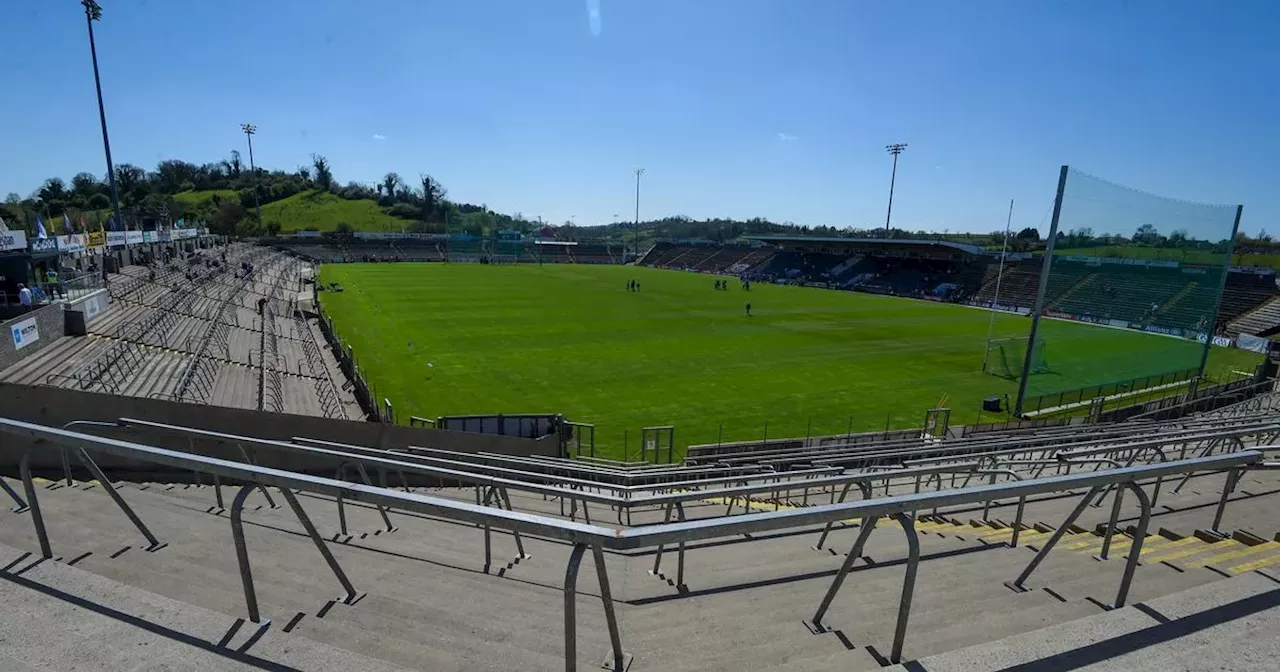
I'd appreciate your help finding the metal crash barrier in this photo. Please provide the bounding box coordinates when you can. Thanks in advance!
[0,417,1266,671]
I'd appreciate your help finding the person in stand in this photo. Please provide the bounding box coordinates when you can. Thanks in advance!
[744,301,752,317]
[17,284,32,312]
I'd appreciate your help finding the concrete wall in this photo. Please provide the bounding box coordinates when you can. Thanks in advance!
[63,289,110,336]
[0,303,66,372]
[0,382,559,483]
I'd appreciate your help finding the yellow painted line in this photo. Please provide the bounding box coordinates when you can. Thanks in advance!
[1062,534,1116,550]
[1147,541,1239,564]
[1075,535,1169,555]
[1187,541,1280,569]
[1227,552,1280,574]
[1130,537,1201,556]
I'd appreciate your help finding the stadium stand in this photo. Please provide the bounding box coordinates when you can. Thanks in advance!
[0,381,1278,670]
[0,242,360,420]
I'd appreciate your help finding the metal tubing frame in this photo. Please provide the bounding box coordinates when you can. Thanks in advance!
[808,512,921,662]
[75,447,162,550]
[229,484,264,623]
[0,475,28,512]
[1008,486,1102,592]
[0,418,1264,672]
[592,544,627,670]
[278,488,360,604]
[19,451,53,559]
[563,543,587,672]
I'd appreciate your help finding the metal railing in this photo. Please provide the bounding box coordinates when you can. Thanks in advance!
[1021,367,1201,415]
[0,416,1265,670]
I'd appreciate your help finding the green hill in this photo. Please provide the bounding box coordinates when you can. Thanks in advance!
[172,189,416,233]
[261,190,415,233]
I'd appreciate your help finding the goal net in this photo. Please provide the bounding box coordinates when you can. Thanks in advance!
[985,337,1047,380]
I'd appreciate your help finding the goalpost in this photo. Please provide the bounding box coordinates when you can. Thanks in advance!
[984,336,1048,380]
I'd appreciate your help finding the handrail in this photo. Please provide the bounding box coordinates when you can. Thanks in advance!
[688,412,1279,465]
[1,416,1263,671]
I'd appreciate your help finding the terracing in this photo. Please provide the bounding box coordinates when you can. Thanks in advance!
[0,384,1278,670]
[0,242,360,420]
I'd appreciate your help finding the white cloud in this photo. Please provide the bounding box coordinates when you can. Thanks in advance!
[372,134,387,141]
[776,133,798,141]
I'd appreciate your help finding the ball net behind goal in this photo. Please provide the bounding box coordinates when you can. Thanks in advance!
[1015,167,1241,413]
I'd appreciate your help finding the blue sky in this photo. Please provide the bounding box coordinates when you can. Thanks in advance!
[2,0,1277,236]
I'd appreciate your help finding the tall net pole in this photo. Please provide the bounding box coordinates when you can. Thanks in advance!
[1014,166,1069,416]
[1196,204,1244,378]
[981,198,1015,372]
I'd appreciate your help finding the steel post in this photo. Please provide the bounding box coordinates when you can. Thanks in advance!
[890,513,921,664]
[1113,481,1152,608]
[75,448,161,550]
[810,517,878,628]
[1009,486,1101,590]
[0,475,28,512]
[229,485,264,623]
[1212,468,1239,532]
[19,451,52,559]
[563,543,588,672]
[280,489,359,603]
[592,544,627,670]
[1097,486,1125,560]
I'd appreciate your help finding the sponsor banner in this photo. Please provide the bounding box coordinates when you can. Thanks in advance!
[87,231,107,249]
[29,237,59,256]
[1195,333,1233,348]
[57,234,85,254]
[1236,333,1271,354]
[1230,265,1274,276]
[0,230,28,252]
[107,231,127,247]
[172,229,198,240]
[1139,324,1183,337]
[1060,255,1179,269]
[141,231,153,243]
[156,230,172,242]
[293,231,323,239]
[10,317,38,350]
[126,231,144,244]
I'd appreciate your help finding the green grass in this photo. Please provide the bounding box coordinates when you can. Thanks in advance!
[261,190,413,233]
[317,264,1261,458]
[173,190,238,207]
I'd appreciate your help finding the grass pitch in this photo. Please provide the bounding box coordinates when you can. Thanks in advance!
[317,264,1260,458]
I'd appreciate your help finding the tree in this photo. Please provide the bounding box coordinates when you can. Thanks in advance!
[1168,229,1189,247]
[1015,227,1040,240]
[211,198,248,236]
[71,172,101,200]
[113,164,147,205]
[311,154,334,191]
[38,177,69,204]
[88,193,111,210]
[381,172,402,203]
[1133,223,1159,244]
[228,151,243,178]
[419,173,446,221]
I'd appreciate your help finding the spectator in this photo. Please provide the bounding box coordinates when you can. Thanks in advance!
[18,284,32,311]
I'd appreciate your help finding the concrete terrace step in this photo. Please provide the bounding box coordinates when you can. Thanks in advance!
[886,570,1280,671]
[0,541,410,672]
[0,478,611,670]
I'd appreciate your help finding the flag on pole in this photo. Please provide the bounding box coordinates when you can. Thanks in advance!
[63,213,75,235]
[175,218,185,229]
[80,216,88,233]
[35,216,47,240]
